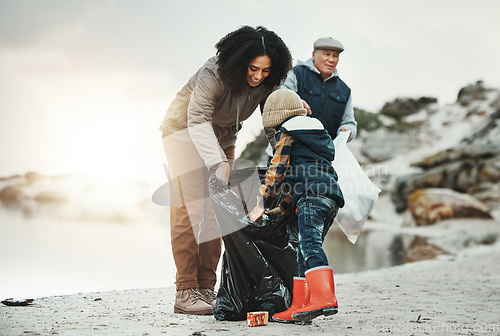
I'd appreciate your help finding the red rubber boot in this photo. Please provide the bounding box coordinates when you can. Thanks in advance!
[291,266,338,321]
[272,277,310,323]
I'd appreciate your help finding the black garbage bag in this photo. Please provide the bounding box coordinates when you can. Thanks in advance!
[208,167,299,321]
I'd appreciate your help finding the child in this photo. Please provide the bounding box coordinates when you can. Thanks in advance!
[249,89,345,322]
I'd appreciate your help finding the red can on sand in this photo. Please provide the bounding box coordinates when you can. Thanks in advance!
[247,311,269,327]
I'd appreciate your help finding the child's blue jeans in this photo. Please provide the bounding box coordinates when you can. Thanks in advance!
[296,194,339,277]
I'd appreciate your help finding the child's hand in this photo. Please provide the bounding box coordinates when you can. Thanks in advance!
[265,206,284,218]
[249,204,265,222]
[301,99,312,115]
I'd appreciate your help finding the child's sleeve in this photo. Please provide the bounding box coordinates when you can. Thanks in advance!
[259,132,294,209]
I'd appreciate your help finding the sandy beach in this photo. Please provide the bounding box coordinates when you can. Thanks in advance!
[2,218,499,336]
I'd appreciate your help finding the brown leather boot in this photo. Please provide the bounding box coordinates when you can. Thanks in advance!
[174,288,213,315]
[198,288,217,309]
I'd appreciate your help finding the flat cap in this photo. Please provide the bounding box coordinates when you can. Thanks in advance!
[313,37,344,52]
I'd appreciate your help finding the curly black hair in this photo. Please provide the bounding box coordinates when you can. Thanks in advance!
[215,26,292,95]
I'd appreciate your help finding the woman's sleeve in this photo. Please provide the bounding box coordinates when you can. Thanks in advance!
[187,67,227,170]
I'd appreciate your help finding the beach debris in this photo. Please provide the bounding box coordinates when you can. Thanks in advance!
[1,298,35,306]
[247,311,269,327]
[411,315,432,323]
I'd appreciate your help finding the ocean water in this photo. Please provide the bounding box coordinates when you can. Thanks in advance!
[0,206,407,301]
[0,206,174,299]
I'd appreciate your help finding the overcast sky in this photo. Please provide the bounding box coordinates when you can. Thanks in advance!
[1,0,499,183]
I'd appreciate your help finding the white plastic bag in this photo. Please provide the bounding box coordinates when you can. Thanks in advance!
[332,131,381,244]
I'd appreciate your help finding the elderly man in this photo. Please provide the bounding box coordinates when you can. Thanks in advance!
[282,37,357,142]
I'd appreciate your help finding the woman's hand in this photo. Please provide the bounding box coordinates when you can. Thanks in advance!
[249,204,265,222]
[265,206,284,217]
[214,161,230,184]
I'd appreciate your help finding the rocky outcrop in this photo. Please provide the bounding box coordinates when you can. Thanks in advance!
[457,80,491,106]
[360,130,421,162]
[392,100,500,213]
[406,188,492,226]
[379,96,438,121]
[393,142,500,211]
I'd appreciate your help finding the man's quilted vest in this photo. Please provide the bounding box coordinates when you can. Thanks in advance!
[293,65,351,138]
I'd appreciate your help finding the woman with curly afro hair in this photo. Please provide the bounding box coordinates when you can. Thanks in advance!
[158,25,293,315]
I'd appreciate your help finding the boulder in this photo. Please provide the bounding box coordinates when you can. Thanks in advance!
[407,188,492,226]
[0,185,24,203]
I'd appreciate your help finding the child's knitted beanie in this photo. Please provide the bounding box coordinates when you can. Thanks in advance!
[261,89,307,128]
